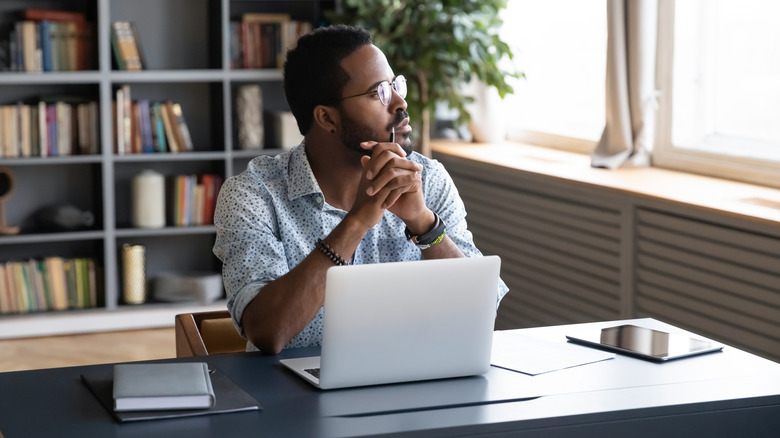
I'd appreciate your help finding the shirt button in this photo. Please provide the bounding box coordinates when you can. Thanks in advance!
[316,196,323,203]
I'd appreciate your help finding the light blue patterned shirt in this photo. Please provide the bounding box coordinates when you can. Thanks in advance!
[213,142,508,351]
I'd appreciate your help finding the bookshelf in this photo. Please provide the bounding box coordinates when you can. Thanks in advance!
[0,0,327,337]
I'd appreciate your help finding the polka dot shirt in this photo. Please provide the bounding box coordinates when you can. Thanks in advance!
[213,142,508,352]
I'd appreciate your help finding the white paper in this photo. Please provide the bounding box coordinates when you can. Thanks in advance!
[491,331,615,375]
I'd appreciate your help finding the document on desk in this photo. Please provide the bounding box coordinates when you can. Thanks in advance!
[491,331,615,376]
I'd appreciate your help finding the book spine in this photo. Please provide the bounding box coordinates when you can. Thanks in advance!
[138,100,154,153]
[38,101,47,157]
[0,263,8,314]
[122,85,132,153]
[112,21,142,71]
[162,102,182,153]
[19,104,31,157]
[4,263,19,313]
[110,22,125,70]
[131,101,142,154]
[36,260,52,311]
[50,22,60,71]
[171,103,194,151]
[30,104,39,157]
[152,103,168,152]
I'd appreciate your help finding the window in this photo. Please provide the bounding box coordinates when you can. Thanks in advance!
[500,0,607,152]
[656,0,780,187]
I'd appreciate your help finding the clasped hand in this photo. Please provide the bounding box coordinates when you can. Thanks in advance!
[351,140,427,228]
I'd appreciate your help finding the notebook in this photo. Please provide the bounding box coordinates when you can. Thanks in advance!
[280,255,501,390]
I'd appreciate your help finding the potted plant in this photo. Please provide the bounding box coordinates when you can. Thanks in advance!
[330,0,520,156]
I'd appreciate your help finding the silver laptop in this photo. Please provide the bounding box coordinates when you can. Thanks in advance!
[280,255,501,390]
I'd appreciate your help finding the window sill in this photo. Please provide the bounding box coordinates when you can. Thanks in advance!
[431,140,780,226]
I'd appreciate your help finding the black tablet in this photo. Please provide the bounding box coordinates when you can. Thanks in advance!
[566,324,724,362]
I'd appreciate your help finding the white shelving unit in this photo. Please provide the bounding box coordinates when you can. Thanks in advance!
[0,0,324,337]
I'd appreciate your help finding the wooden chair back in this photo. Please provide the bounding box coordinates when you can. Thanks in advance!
[174,310,246,357]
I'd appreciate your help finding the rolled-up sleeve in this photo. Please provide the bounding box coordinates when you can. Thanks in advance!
[213,174,289,337]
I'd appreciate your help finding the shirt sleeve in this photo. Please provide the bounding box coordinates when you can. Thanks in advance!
[420,157,510,305]
[212,172,289,337]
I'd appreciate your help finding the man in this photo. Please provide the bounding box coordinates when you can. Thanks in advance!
[213,25,508,354]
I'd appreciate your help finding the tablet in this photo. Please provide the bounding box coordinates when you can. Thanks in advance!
[566,324,724,362]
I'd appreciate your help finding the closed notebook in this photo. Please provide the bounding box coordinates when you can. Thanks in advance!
[113,362,215,411]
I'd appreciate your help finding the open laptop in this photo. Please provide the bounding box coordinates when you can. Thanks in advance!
[280,255,501,390]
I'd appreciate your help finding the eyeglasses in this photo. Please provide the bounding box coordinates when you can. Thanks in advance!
[341,75,407,106]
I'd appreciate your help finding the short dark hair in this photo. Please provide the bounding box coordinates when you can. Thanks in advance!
[283,25,373,135]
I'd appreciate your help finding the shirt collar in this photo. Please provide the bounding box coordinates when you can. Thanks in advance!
[287,141,324,201]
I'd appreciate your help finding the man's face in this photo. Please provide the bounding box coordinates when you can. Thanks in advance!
[338,45,413,156]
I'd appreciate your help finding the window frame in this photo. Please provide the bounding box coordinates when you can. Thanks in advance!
[654,0,780,189]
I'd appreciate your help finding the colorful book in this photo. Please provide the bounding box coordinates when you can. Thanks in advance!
[37,260,53,311]
[131,101,142,154]
[111,21,142,71]
[161,101,181,153]
[137,99,154,153]
[45,257,68,311]
[170,103,194,151]
[63,259,79,309]
[122,85,132,153]
[38,101,48,157]
[4,264,19,313]
[151,102,168,153]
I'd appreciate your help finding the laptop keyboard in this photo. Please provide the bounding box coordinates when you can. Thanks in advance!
[304,368,321,379]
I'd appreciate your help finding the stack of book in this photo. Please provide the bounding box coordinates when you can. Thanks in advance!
[0,98,99,158]
[170,174,223,227]
[114,85,194,154]
[0,257,99,315]
[230,13,312,70]
[1,8,94,72]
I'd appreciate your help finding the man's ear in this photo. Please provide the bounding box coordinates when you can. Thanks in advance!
[312,105,340,134]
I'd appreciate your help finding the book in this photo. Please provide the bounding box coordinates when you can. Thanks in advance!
[37,101,47,157]
[62,259,78,308]
[81,365,261,422]
[121,85,132,153]
[112,362,215,411]
[111,21,142,71]
[151,102,168,152]
[115,87,124,154]
[46,104,57,156]
[22,21,39,72]
[45,257,68,311]
[131,101,142,154]
[55,101,71,155]
[36,260,53,311]
[160,101,180,153]
[19,103,32,157]
[62,21,78,71]
[137,99,153,153]
[87,258,97,308]
[0,264,8,314]
[3,264,19,313]
[169,102,194,151]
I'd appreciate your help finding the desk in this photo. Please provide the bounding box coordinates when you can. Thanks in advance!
[2,318,779,437]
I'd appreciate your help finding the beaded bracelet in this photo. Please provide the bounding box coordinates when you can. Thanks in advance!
[315,239,349,266]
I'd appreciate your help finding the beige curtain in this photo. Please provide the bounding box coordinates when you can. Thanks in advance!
[592,0,658,169]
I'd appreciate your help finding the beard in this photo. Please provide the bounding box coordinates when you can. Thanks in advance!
[340,111,414,157]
